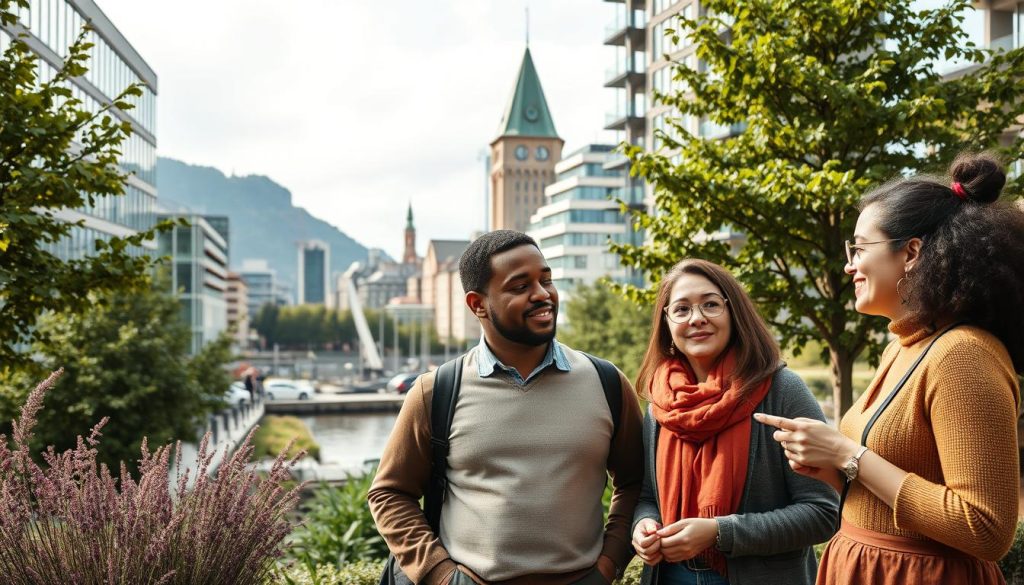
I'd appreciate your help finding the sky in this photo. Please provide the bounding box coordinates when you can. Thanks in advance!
[96,1,620,260]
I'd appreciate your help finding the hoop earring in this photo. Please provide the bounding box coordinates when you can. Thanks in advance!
[896,276,909,305]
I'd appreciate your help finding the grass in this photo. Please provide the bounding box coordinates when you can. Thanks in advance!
[254,415,321,462]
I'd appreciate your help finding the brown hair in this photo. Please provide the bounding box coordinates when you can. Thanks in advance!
[635,259,781,398]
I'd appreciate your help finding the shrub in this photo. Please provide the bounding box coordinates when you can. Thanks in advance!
[0,370,305,584]
[1001,521,1024,585]
[272,560,385,585]
[286,470,388,569]
[254,415,321,461]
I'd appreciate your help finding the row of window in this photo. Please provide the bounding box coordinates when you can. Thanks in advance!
[550,186,621,204]
[28,48,157,185]
[540,232,629,249]
[13,0,156,133]
[78,184,156,233]
[558,163,622,181]
[651,6,692,60]
[534,209,626,229]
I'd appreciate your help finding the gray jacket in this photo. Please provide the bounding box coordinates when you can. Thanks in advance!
[633,367,839,585]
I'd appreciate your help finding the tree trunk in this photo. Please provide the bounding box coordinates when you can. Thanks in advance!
[829,346,855,425]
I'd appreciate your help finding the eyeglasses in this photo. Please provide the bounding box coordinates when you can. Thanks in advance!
[844,239,905,265]
[663,295,728,324]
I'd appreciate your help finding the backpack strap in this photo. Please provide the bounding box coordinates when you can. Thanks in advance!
[584,353,622,440]
[423,355,464,534]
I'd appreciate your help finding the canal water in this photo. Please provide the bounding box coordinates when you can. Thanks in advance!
[298,413,399,469]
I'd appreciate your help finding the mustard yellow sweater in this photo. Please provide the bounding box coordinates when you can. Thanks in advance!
[839,321,1020,561]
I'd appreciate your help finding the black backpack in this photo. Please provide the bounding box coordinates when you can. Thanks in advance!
[379,352,623,585]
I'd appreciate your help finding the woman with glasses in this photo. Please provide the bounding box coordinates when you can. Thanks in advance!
[756,153,1024,584]
[631,259,838,585]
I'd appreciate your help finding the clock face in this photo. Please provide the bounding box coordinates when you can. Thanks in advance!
[525,106,539,122]
[514,145,529,161]
[536,146,550,161]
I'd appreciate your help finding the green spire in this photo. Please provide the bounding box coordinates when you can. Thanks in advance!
[406,202,414,230]
[496,48,559,139]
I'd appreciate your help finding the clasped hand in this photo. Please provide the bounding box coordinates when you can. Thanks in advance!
[630,517,718,565]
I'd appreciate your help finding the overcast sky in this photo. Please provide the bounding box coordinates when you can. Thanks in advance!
[96,1,619,260]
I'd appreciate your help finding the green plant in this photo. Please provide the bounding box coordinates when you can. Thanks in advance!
[254,415,321,462]
[0,370,304,584]
[1000,521,1024,585]
[0,283,232,474]
[272,560,385,585]
[287,471,389,570]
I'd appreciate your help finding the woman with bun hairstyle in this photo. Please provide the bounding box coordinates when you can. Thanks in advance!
[756,153,1024,584]
[631,258,838,585]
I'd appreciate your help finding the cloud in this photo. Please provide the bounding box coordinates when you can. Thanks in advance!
[97,0,619,258]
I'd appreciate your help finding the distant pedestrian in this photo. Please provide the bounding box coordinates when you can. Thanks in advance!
[243,368,256,403]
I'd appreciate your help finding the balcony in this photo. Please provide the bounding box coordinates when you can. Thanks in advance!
[604,54,648,88]
[604,10,647,47]
[604,112,646,132]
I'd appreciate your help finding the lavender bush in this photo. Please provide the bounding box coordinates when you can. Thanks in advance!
[0,369,305,584]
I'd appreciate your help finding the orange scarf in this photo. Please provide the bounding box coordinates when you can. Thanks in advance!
[650,350,772,574]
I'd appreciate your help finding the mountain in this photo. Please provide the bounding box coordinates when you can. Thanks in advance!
[156,157,368,295]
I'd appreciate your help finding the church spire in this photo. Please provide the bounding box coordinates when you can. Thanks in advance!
[495,47,559,139]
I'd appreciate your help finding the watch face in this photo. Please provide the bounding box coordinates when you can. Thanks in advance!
[514,145,529,161]
[525,106,539,122]
[536,146,549,161]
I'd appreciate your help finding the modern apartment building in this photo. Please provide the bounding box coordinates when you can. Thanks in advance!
[2,0,158,259]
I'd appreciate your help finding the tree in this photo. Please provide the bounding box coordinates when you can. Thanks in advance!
[615,0,1024,421]
[0,283,232,472]
[558,281,651,383]
[0,0,172,368]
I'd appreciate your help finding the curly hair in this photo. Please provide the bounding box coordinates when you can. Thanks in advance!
[861,152,1024,373]
[458,230,539,294]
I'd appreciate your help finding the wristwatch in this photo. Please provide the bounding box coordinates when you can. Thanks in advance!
[841,445,869,482]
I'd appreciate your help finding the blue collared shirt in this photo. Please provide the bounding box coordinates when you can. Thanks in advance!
[476,337,571,386]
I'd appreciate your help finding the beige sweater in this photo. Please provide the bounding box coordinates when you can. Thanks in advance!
[368,345,643,584]
[839,321,1020,561]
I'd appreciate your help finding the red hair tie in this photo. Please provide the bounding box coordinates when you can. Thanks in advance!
[951,182,968,200]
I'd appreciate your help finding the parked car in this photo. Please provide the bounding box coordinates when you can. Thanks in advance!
[263,378,315,401]
[226,381,251,408]
[386,372,421,394]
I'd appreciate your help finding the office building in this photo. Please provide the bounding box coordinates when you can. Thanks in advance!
[2,0,158,259]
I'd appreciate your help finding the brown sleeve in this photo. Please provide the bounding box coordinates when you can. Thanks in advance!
[367,372,457,584]
[599,369,644,573]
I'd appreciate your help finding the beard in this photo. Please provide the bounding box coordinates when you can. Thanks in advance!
[488,302,557,347]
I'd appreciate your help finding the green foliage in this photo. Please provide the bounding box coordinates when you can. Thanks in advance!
[271,561,385,585]
[1000,521,1024,585]
[0,0,174,368]
[287,472,389,570]
[253,304,445,353]
[254,415,321,462]
[559,280,652,383]
[0,283,232,473]
[615,0,1024,419]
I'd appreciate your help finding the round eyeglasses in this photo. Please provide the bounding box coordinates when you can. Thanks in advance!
[663,295,729,324]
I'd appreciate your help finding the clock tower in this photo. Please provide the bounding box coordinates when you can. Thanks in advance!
[490,47,563,232]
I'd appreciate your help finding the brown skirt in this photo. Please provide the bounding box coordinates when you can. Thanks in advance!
[817,522,1005,585]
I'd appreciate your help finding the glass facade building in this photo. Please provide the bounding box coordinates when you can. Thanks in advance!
[157,215,230,354]
[297,240,330,306]
[1,0,158,257]
[527,145,639,299]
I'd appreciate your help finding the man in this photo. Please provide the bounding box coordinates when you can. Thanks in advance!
[368,230,643,584]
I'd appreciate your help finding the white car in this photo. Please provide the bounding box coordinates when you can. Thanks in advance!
[263,378,315,401]
[226,381,252,408]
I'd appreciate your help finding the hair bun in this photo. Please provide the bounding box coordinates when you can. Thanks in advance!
[949,152,1006,204]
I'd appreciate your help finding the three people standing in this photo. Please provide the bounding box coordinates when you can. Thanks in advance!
[372,153,1023,585]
